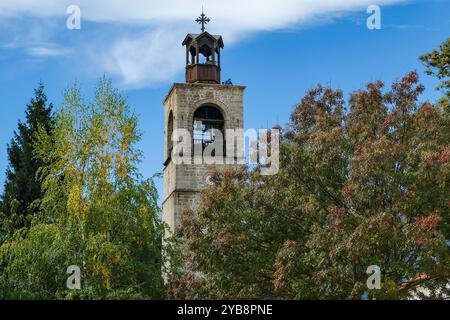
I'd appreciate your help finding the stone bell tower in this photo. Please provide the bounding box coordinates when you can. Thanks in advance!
[162,11,245,233]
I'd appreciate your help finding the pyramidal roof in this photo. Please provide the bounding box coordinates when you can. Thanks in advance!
[182,32,224,48]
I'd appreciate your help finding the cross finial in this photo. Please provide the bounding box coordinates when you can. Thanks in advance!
[195,7,210,33]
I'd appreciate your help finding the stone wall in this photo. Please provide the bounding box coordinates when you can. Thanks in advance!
[162,83,245,233]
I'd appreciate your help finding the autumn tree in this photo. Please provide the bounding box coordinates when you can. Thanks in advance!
[176,71,449,300]
[0,78,168,299]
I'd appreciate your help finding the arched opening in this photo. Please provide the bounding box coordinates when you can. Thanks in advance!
[167,110,174,160]
[193,105,225,153]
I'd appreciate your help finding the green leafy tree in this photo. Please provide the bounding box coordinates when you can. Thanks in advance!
[420,38,450,112]
[176,72,449,300]
[0,83,53,241]
[0,78,168,299]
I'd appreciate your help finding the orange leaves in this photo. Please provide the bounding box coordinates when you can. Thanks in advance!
[411,214,443,245]
[351,136,404,183]
[415,214,442,232]
[290,84,345,136]
[212,233,235,250]
[341,183,353,206]
[422,147,449,170]
[327,204,346,230]
[438,147,450,164]
[273,240,300,292]
[390,71,425,110]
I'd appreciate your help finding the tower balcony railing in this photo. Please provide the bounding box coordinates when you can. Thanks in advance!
[186,63,221,84]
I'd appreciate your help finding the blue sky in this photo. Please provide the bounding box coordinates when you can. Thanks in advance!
[0,0,449,202]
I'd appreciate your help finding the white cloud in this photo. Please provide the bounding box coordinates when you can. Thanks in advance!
[98,27,185,87]
[0,0,407,88]
[27,45,73,57]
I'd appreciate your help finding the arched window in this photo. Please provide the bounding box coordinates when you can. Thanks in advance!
[193,106,224,151]
[167,110,174,160]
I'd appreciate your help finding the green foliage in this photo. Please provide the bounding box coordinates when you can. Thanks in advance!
[0,223,70,299]
[177,72,450,300]
[0,83,54,241]
[1,41,449,301]
[0,77,169,299]
[420,38,450,112]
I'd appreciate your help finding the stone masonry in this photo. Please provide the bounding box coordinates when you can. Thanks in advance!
[162,82,245,233]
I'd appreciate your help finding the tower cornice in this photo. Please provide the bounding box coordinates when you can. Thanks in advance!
[163,82,246,106]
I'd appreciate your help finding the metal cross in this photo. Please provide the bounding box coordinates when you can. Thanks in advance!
[195,9,210,33]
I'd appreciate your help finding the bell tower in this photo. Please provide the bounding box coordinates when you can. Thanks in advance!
[162,11,245,234]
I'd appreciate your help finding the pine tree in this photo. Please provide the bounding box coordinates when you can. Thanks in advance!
[0,78,166,299]
[0,82,54,238]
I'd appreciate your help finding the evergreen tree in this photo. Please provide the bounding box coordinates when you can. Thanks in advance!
[0,78,167,299]
[0,83,54,239]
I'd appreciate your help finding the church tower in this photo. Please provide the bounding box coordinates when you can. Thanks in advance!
[162,11,245,234]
